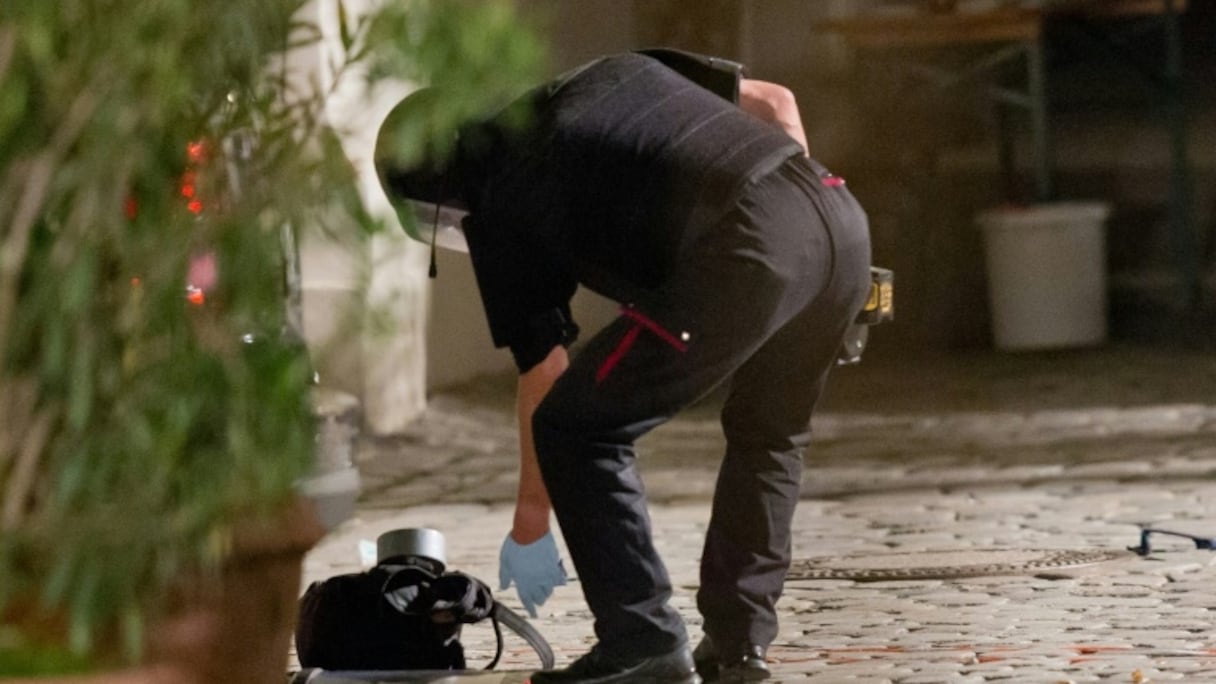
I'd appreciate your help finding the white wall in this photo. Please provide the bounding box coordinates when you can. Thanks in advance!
[291,0,431,433]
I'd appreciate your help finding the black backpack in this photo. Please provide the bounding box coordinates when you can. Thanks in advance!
[295,562,552,673]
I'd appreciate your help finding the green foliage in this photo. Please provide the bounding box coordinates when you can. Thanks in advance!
[366,0,543,170]
[0,0,541,672]
[0,623,94,676]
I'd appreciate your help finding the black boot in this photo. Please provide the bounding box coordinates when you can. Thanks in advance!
[531,643,702,684]
[692,636,770,683]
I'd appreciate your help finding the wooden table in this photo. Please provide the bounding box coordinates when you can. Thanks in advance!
[818,0,1199,306]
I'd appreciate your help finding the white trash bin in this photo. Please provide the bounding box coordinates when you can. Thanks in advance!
[978,202,1110,351]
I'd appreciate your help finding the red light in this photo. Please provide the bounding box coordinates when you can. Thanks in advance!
[180,170,197,198]
[186,287,205,306]
[187,199,203,215]
[187,140,207,164]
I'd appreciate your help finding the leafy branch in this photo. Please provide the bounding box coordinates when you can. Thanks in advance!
[0,0,542,671]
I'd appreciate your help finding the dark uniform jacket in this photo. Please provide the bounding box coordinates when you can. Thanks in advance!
[398,51,804,371]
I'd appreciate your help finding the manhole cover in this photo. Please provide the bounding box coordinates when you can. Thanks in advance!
[787,548,1130,582]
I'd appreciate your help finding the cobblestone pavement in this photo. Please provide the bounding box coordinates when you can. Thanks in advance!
[303,344,1216,682]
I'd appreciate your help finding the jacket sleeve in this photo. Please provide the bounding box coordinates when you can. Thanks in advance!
[463,214,580,373]
[634,47,746,103]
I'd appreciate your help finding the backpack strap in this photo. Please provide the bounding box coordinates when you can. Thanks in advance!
[492,600,555,670]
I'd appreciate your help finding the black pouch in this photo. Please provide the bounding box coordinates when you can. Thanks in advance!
[635,47,746,102]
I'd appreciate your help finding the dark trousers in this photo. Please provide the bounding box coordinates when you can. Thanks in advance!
[532,155,872,658]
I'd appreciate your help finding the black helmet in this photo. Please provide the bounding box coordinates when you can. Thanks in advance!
[374,89,467,243]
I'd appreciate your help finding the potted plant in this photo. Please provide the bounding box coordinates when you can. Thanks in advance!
[0,0,540,679]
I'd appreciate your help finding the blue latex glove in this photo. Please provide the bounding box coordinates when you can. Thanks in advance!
[499,530,568,618]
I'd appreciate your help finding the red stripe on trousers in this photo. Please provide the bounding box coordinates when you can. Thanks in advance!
[595,307,688,384]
